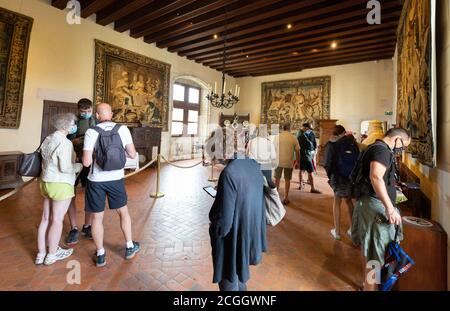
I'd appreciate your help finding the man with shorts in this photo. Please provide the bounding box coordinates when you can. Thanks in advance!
[82,103,140,267]
[274,123,300,204]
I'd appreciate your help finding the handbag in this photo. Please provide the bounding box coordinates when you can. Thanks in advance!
[18,143,43,177]
[379,225,415,291]
[263,176,286,226]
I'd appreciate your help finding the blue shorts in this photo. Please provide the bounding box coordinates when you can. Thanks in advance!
[85,179,128,213]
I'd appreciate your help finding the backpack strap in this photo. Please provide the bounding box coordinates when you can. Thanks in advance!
[92,125,105,134]
[111,123,122,133]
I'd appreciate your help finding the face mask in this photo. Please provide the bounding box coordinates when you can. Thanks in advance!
[68,124,77,135]
[393,138,404,154]
[80,113,92,120]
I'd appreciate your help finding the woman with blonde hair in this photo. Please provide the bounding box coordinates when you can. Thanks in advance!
[36,113,83,265]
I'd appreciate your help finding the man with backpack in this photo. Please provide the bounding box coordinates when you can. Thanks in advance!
[82,103,140,267]
[297,123,321,193]
[324,125,359,241]
[351,127,410,291]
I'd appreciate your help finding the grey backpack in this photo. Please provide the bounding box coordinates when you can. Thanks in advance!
[93,124,126,171]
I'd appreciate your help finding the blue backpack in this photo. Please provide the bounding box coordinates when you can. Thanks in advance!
[336,138,359,178]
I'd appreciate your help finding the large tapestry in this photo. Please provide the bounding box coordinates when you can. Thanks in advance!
[396,0,434,167]
[0,8,33,129]
[94,40,171,130]
[260,76,331,134]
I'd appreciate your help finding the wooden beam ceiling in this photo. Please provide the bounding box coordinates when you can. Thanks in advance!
[50,0,403,77]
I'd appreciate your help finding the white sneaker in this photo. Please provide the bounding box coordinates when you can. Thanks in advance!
[44,247,73,265]
[35,253,46,265]
[330,228,341,240]
[347,228,352,239]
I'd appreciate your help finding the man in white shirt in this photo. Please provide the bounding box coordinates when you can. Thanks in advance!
[83,103,139,267]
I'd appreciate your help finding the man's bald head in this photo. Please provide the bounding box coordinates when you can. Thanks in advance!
[96,103,113,122]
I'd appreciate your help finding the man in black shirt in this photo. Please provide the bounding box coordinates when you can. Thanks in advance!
[352,127,410,291]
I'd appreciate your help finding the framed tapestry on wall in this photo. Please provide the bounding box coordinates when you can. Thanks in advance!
[260,76,331,136]
[94,40,171,131]
[0,8,33,129]
[396,0,436,167]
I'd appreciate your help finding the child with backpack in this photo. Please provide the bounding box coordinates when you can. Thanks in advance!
[324,125,360,240]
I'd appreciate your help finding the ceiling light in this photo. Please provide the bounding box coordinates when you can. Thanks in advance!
[287,24,292,29]
[213,34,218,39]
[311,49,319,52]
[331,41,338,49]
[246,55,249,58]
[292,51,299,55]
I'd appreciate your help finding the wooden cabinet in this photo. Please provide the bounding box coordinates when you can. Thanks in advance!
[130,127,162,164]
[0,152,23,190]
[395,218,447,290]
[317,119,338,166]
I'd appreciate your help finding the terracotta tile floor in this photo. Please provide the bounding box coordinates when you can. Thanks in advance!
[0,160,361,291]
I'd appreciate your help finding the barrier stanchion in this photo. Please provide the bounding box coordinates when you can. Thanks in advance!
[208,161,218,182]
[150,153,165,198]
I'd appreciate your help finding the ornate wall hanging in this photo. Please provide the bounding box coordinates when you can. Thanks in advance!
[396,0,434,167]
[260,76,331,136]
[94,40,171,130]
[0,8,33,129]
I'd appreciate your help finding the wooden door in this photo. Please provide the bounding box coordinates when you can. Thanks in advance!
[40,100,77,142]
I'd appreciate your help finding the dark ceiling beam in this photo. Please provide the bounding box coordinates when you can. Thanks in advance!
[174,1,401,55]
[96,0,154,26]
[114,0,197,33]
[183,10,400,60]
[80,0,117,18]
[222,45,395,73]
[154,0,335,48]
[204,29,397,67]
[131,0,241,39]
[52,0,68,9]
[229,53,393,77]
[237,54,393,77]
[212,37,396,71]
[144,0,286,43]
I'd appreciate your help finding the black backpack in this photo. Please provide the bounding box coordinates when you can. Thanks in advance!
[92,124,126,171]
[299,132,315,151]
[350,142,387,198]
[336,138,360,178]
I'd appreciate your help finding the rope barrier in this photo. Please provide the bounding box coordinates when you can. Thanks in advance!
[124,157,157,179]
[0,156,157,203]
[159,154,204,169]
[0,178,37,202]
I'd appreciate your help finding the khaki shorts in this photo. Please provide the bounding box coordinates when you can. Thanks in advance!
[274,167,293,180]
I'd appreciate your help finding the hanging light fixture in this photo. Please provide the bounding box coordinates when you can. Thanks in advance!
[207,8,239,109]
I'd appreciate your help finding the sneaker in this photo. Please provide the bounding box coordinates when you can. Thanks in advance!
[94,252,106,268]
[125,241,140,260]
[81,225,93,239]
[35,253,46,265]
[330,228,341,240]
[44,247,73,265]
[310,189,322,194]
[66,228,79,245]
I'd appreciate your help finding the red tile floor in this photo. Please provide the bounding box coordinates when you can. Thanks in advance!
[0,160,361,291]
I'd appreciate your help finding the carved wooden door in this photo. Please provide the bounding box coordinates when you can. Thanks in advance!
[40,100,78,142]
